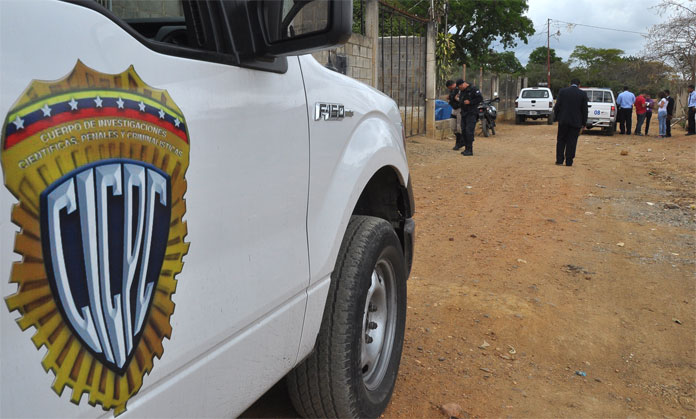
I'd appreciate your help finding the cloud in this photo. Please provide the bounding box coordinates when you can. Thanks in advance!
[496,0,662,65]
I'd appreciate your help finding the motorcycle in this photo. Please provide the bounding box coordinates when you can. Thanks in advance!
[478,97,500,137]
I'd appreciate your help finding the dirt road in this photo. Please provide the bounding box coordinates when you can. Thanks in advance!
[385,121,695,418]
[243,121,695,418]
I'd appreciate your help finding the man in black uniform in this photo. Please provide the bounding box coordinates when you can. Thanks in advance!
[665,89,675,137]
[446,80,463,150]
[457,79,483,156]
[553,78,588,166]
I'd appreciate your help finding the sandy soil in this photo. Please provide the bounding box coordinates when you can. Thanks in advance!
[243,121,695,418]
[384,121,696,418]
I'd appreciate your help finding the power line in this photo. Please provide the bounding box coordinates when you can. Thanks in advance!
[550,19,649,36]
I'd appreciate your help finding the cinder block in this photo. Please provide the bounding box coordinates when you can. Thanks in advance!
[140,0,162,14]
[162,0,182,17]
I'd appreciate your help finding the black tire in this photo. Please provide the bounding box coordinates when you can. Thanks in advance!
[287,216,407,418]
[515,114,522,124]
[482,119,489,137]
[491,121,496,136]
[547,113,554,125]
[606,124,615,136]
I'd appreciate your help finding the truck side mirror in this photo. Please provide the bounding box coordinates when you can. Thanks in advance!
[252,0,352,57]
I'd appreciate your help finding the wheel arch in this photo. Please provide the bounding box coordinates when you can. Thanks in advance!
[306,112,411,286]
[351,166,414,275]
[299,115,413,369]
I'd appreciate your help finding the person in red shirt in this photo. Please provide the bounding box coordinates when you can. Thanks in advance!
[634,93,647,136]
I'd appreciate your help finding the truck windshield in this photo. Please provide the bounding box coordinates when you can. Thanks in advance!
[588,91,613,103]
[521,90,549,98]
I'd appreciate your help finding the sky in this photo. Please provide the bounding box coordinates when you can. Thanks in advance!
[499,0,665,66]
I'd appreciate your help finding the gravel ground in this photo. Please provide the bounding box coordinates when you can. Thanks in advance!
[243,120,695,418]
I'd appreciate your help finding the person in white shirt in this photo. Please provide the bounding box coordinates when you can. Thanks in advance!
[657,91,668,138]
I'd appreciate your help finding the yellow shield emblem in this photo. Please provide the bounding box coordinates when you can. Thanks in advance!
[2,61,189,414]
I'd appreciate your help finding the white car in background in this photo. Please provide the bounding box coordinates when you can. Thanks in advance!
[515,87,554,124]
[0,1,414,417]
[580,87,617,135]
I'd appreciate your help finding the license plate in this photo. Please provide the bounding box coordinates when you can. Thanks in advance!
[529,111,537,115]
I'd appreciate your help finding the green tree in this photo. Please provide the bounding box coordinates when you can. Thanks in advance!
[596,56,672,95]
[525,48,569,94]
[526,60,572,96]
[569,46,624,69]
[437,32,457,87]
[387,0,535,65]
[480,50,523,74]
[528,46,561,66]
[561,45,671,97]
[569,45,625,87]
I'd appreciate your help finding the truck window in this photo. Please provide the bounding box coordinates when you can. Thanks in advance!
[99,0,213,51]
[521,90,549,99]
[602,91,614,103]
[109,0,188,46]
[588,91,603,103]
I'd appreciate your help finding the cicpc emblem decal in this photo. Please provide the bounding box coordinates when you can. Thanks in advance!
[2,61,189,414]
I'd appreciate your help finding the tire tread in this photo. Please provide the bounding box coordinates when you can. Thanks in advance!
[287,216,403,418]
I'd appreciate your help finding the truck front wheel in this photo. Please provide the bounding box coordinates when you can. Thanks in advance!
[287,216,407,418]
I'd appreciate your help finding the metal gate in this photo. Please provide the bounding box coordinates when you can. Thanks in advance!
[378,1,428,137]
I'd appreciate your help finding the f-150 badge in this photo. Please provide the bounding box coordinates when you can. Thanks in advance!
[315,102,353,120]
[1,61,189,415]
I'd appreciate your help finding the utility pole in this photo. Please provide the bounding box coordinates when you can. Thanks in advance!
[547,18,551,90]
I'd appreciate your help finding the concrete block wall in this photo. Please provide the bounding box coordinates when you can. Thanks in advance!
[378,36,426,106]
[111,0,182,19]
[312,33,374,86]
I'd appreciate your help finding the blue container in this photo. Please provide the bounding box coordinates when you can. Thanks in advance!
[435,99,452,121]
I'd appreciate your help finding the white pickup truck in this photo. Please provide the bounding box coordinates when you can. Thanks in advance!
[515,87,554,125]
[0,1,414,417]
[580,87,617,135]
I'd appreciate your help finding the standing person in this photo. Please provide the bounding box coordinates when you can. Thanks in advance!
[446,80,464,149]
[615,86,636,135]
[665,89,674,137]
[634,92,647,136]
[553,78,588,166]
[644,94,655,135]
[657,91,668,138]
[457,79,483,156]
[687,84,695,136]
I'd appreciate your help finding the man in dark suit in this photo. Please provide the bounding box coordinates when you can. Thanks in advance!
[553,78,588,167]
[665,89,675,137]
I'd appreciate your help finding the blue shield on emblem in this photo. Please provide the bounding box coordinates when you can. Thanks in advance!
[40,159,171,373]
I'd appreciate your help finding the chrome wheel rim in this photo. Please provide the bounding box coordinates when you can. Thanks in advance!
[361,257,397,391]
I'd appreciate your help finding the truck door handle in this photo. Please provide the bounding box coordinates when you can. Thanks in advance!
[588,105,592,108]
[531,100,536,103]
